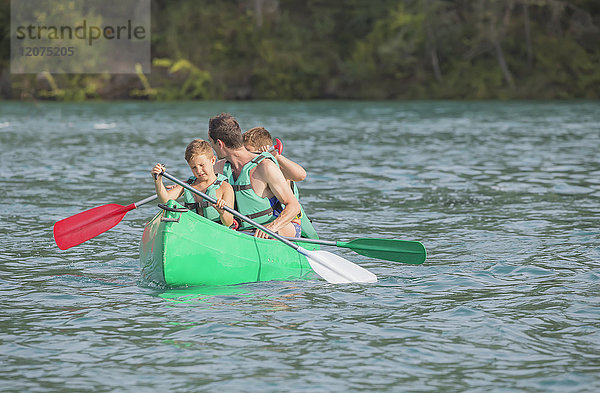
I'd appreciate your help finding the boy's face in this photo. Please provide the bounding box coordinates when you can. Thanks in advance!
[188,154,216,180]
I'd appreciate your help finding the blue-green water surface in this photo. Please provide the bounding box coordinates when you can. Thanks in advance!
[1,101,599,392]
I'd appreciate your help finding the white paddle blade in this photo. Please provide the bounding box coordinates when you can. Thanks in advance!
[303,250,377,284]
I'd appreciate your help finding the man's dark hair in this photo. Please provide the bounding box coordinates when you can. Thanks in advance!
[208,113,244,148]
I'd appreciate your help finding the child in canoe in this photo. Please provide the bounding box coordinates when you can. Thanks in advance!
[242,127,318,239]
[151,139,235,227]
[243,127,307,183]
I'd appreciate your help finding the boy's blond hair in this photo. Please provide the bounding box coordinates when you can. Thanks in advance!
[243,127,273,150]
[185,139,214,162]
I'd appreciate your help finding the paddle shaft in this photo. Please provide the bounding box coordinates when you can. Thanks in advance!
[284,236,426,264]
[284,238,337,246]
[283,236,424,253]
[160,171,300,250]
[134,194,159,208]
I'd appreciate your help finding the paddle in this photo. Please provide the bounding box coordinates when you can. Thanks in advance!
[283,237,426,264]
[53,194,158,250]
[159,171,377,284]
[272,138,283,154]
[250,138,282,154]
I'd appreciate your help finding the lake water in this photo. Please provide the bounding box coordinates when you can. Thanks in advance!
[1,101,599,392]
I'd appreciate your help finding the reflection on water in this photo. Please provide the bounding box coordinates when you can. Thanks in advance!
[1,101,599,392]
[157,285,252,304]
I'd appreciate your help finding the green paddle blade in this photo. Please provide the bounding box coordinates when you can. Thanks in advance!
[338,238,426,264]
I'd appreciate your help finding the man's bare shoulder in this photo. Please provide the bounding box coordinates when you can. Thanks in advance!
[252,157,281,181]
[255,156,279,172]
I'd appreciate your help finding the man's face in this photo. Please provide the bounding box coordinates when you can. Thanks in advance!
[208,137,224,159]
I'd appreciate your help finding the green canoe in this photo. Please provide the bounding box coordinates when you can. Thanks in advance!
[139,200,319,287]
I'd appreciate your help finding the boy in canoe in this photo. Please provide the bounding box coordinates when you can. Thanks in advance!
[151,139,235,227]
[209,113,301,239]
[243,127,318,239]
[243,127,307,183]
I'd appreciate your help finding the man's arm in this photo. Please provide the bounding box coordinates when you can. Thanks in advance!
[255,160,301,237]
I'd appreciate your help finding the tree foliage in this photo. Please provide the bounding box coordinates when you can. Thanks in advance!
[0,0,598,99]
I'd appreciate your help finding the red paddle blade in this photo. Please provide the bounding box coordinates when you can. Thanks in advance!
[53,203,135,250]
[273,138,283,155]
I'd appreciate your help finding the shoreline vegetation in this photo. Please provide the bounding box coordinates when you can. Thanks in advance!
[1,0,599,101]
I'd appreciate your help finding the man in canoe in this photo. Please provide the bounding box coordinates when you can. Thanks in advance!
[151,139,235,227]
[209,113,301,239]
[243,127,319,239]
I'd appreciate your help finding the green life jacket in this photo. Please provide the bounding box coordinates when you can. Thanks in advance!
[183,173,228,223]
[223,152,277,230]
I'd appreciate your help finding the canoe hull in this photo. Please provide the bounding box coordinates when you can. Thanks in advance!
[139,200,318,287]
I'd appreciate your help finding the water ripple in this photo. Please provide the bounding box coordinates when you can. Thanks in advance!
[1,101,599,392]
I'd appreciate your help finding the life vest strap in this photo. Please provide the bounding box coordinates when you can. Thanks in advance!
[232,184,253,192]
[184,202,200,214]
[250,155,267,165]
[246,207,273,220]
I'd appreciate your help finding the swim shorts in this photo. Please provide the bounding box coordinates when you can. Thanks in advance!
[291,221,301,238]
